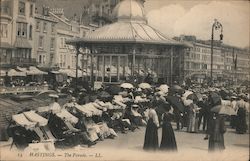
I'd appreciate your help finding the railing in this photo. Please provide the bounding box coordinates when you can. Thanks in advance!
[0,85,49,94]
[10,58,37,66]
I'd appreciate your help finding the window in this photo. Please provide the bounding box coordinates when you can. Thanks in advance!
[16,23,27,38]
[30,4,33,17]
[60,54,63,67]
[43,55,46,64]
[64,38,67,48]
[51,23,55,33]
[50,53,54,64]
[82,31,86,37]
[202,64,207,69]
[22,23,27,37]
[39,55,42,63]
[18,1,25,15]
[63,55,66,67]
[17,23,21,36]
[0,24,8,38]
[60,38,64,48]
[43,22,47,32]
[36,21,40,30]
[50,38,55,50]
[39,36,44,48]
[29,25,32,39]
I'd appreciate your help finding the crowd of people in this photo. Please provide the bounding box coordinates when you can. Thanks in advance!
[7,81,249,152]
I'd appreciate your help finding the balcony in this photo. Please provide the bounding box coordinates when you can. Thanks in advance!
[10,58,37,66]
[0,6,11,20]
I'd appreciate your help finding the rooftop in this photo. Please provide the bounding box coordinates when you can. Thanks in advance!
[67,0,184,46]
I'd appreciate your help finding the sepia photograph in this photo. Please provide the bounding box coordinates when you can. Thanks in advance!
[0,0,249,160]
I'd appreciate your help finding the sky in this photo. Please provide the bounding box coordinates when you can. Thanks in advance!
[37,0,250,48]
[144,0,250,48]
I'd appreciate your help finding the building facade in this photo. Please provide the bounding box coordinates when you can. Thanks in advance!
[0,0,36,69]
[49,8,95,71]
[34,6,58,68]
[177,35,250,84]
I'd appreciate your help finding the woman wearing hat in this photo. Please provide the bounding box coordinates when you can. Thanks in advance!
[160,103,177,151]
[208,112,226,152]
[143,103,159,151]
[235,95,247,134]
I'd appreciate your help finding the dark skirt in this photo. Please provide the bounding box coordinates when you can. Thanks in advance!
[208,133,225,151]
[236,108,247,134]
[160,122,177,151]
[143,118,158,151]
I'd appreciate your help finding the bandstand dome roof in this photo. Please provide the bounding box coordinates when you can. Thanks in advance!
[112,0,147,23]
[67,0,184,46]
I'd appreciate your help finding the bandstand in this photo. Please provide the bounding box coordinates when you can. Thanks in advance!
[67,0,187,86]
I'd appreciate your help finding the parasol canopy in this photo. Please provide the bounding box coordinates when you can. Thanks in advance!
[183,90,193,98]
[56,109,79,124]
[23,111,48,126]
[210,92,222,106]
[12,113,36,129]
[138,83,151,89]
[120,83,134,89]
[105,85,121,95]
[167,95,185,112]
[186,93,198,101]
[97,91,111,98]
[158,84,169,93]
[183,99,193,106]
[211,105,237,115]
[170,85,184,94]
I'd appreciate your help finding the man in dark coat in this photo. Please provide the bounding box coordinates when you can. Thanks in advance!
[197,95,210,131]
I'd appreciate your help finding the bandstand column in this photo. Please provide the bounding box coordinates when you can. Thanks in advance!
[117,56,120,81]
[109,55,112,83]
[102,55,105,83]
[137,56,140,76]
[170,46,174,85]
[90,48,94,87]
[132,48,136,77]
[95,56,98,81]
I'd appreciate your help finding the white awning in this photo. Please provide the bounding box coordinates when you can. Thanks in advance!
[59,69,86,78]
[7,69,26,77]
[17,66,48,75]
[23,110,48,126]
[12,113,36,129]
[28,66,48,75]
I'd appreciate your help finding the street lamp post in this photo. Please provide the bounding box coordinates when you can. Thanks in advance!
[210,19,223,86]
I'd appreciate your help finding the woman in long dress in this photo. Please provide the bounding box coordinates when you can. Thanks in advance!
[160,104,177,151]
[208,113,226,152]
[143,104,159,151]
[236,106,247,134]
[187,103,199,133]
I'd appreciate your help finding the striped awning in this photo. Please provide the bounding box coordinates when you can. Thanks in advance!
[0,42,13,49]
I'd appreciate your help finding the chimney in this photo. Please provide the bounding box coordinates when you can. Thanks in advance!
[42,6,50,16]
